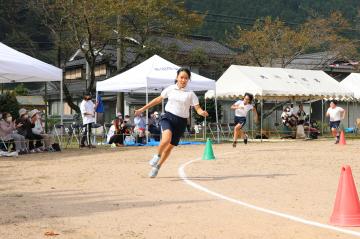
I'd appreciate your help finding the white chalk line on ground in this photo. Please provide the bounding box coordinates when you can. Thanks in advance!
[178,154,360,238]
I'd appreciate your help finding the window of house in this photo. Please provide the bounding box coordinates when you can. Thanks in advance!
[95,64,107,77]
[65,68,82,80]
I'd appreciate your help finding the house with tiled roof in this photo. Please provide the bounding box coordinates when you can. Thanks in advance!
[38,35,236,122]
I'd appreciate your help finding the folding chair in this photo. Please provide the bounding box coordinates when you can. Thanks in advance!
[219,123,230,141]
[92,123,104,145]
[207,123,220,141]
[53,124,65,147]
[66,123,82,147]
[103,123,112,142]
[0,136,9,151]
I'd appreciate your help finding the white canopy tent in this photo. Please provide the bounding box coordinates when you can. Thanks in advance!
[97,55,215,92]
[340,73,360,100]
[205,65,354,140]
[96,55,218,142]
[0,42,63,123]
[205,65,353,100]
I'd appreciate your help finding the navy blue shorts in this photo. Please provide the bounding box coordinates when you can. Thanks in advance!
[234,116,247,128]
[160,112,187,146]
[330,121,340,129]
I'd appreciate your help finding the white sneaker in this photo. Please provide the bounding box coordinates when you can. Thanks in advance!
[149,154,160,167]
[149,166,159,178]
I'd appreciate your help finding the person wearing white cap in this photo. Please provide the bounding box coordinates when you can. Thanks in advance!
[30,109,55,151]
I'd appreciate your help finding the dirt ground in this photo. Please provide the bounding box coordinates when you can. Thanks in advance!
[1,140,360,238]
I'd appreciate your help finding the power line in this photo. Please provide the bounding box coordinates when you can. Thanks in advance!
[196,11,360,32]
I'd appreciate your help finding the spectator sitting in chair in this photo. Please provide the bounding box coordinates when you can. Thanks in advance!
[149,111,161,141]
[107,118,124,146]
[30,109,55,151]
[134,113,147,143]
[122,115,133,135]
[0,112,27,154]
[297,104,306,125]
[16,108,44,153]
[281,107,295,139]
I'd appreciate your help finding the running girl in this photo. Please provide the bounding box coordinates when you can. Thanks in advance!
[134,68,208,178]
[326,100,345,144]
[231,93,258,147]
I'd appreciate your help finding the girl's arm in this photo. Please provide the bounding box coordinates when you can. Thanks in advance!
[231,104,240,110]
[194,104,209,117]
[134,96,163,116]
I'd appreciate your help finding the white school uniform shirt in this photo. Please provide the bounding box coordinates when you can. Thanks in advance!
[234,100,254,117]
[161,84,199,119]
[327,106,344,122]
[80,100,95,124]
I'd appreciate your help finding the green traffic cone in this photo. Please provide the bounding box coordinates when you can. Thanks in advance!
[202,138,215,160]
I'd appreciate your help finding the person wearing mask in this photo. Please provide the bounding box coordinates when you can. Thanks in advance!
[149,111,161,141]
[134,112,147,144]
[0,112,27,154]
[80,93,98,148]
[30,109,55,151]
[16,108,43,152]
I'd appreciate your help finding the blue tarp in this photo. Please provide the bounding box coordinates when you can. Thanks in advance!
[96,95,104,113]
[124,141,205,147]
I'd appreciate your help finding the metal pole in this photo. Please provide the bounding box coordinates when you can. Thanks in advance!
[214,93,220,143]
[260,99,263,142]
[347,101,350,128]
[145,84,149,144]
[321,99,324,136]
[60,79,63,125]
[44,82,48,133]
[95,91,98,124]
[204,97,207,140]
[308,101,312,138]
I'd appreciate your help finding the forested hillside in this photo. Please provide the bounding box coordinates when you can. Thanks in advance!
[185,0,360,40]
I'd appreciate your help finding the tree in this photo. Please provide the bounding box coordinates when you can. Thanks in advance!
[13,83,29,96]
[231,13,358,68]
[194,96,222,124]
[0,92,20,118]
[30,0,203,113]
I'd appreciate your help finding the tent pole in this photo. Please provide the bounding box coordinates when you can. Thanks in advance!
[204,97,207,140]
[252,101,254,140]
[44,82,48,133]
[145,86,149,144]
[95,91,98,124]
[321,99,324,136]
[347,101,350,128]
[260,99,263,142]
[214,92,220,143]
[60,78,63,126]
[309,101,312,138]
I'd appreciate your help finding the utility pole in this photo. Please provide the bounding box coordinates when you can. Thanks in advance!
[116,10,124,115]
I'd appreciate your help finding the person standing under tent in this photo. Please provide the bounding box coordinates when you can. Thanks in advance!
[80,93,98,148]
[326,100,346,144]
[134,67,208,178]
[231,93,258,147]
